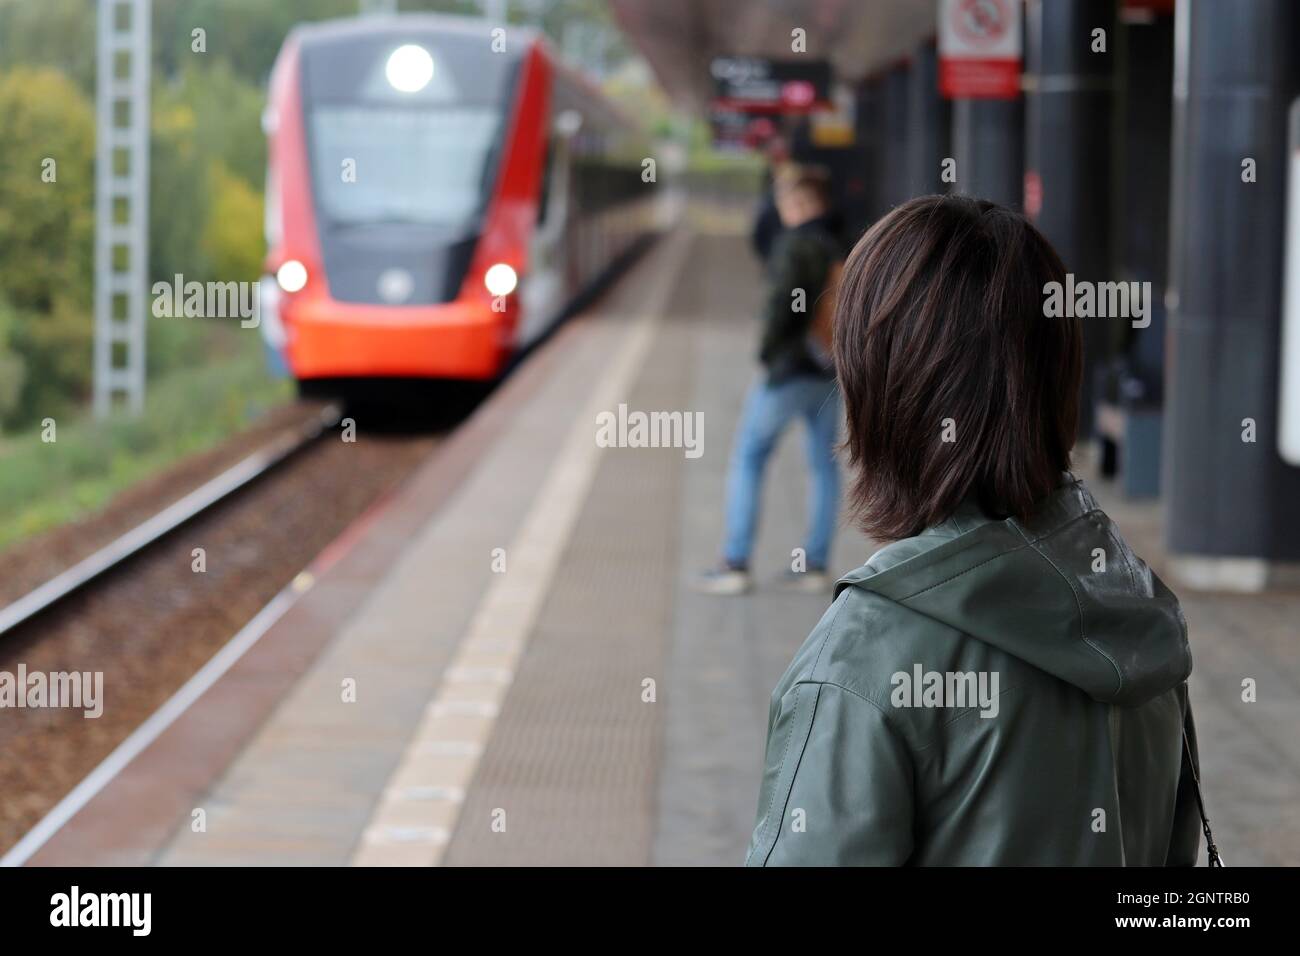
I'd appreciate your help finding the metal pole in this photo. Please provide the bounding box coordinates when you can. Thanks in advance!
[1164,0,1300,574]
[94,0,151,418]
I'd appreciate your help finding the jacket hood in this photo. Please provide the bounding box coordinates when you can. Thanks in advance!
[836,477,1191,707]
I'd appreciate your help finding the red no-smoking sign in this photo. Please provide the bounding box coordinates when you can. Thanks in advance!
[938,0,1022,99]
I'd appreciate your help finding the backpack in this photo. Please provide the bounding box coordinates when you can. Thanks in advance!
[806,253,844,372]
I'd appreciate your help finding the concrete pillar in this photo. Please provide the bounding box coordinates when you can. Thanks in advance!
[1024,0,1118,437]
[907,39,952,197]
[1164,0,1300,582]
[880,62,912,210]
[1113,8,1174,393]
[951,99,1023,208]
[854,75,886,223]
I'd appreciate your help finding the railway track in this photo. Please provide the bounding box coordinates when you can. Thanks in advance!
[0,403,344,640]
[0,406,441,855]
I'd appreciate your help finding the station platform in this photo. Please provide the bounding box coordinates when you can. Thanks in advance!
[22,218,1300,867]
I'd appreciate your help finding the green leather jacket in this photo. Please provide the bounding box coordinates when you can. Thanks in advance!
[745,477,1203,866]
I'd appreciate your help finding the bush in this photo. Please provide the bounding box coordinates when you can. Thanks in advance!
[204,160,265,282]
[0,67,95,427]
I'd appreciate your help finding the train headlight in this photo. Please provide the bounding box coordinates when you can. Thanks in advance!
[484,263,518,297]
[276,260,309,293]
[386,44,434,93]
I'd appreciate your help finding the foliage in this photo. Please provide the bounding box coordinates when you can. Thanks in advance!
[0,67,96,426]
[0,67,95,315]
[150,97,214,287]
[0,0,96,94]
[0,325,292,550]
[165,59,268,188]
[203,161,266,283]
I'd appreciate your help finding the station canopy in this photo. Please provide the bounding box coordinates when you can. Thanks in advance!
[610,0,937,112]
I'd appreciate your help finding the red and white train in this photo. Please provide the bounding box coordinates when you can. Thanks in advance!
[259,14,659,392]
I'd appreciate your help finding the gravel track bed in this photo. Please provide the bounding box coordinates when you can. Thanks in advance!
[0,401,338,606]
[0,423,438,851]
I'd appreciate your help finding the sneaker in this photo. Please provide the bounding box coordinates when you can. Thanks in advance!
[691,562,752,596]
[776,567,831,594]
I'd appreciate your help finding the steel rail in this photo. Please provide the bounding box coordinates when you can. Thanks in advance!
[0,402,343,639]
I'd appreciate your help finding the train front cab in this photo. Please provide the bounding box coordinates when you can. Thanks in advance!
[261,18,544,386]
[260,16,659,396]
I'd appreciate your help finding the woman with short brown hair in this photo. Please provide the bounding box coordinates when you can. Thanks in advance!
[745,196,1205,866]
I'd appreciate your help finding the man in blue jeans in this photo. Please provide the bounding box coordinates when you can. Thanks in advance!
[695,166,844,596]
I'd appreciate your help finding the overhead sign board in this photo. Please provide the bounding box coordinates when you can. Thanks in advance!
[938,0,1022,99]
[710,56,832,114]
[709,109,755,151]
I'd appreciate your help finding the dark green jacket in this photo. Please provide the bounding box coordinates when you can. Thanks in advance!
[758,216,840,383]
[745,477,1202,866]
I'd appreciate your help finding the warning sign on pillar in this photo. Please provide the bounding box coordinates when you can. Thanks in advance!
[938,0,1022,99]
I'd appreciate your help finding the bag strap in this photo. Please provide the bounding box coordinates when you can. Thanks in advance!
[1182,726,1224,867]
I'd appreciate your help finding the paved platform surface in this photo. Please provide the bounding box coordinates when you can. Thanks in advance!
[26,219,1300,867]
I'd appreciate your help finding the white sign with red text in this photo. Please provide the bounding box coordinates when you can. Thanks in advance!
[938,0,1022,99]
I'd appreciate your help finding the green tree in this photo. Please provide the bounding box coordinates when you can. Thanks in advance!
[154,0,356,82]
[0,67,95,314]
[0,0,96,95]
[203,160,265,281]
[0,296,30,423]
[0,67,95,425]
[149,97,213,285]
[166,60,268,189]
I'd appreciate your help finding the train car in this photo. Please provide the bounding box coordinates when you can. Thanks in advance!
[259,14,658,396]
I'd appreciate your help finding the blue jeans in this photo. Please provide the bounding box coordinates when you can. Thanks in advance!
[722,375,841,569]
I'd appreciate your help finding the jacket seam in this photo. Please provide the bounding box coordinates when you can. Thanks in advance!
[746,683,800,865]
[893,547,1021,602]
[1012,522,1126,697]
[750,596,849,863]
[808,593,850,680]
[793,677,892,720]
[844,500,1102,594]
[776,681,915,859]
[794,671,1020,749]
[757,683,823,867]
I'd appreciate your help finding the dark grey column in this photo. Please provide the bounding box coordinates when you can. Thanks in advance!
[1024,0,1118,438]
[951,99,1024,208]
[1113,9,1174,393]
[906,39,952,197]
[1164,0,1300,565]
[854,75,886,223]
[880,62,912,210]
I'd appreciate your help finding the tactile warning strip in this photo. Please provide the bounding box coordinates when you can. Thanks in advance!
[435,245,700,866]
[351,234,694,866]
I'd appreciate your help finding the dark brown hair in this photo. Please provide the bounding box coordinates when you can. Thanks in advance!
[833,195,1082,541]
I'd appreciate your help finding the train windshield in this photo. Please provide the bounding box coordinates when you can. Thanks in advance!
[300,27,520,234]
[309,106,501,230]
